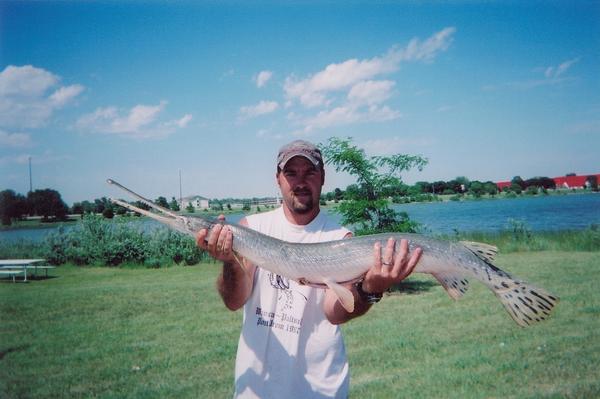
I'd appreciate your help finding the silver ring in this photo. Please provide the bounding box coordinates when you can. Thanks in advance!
[382,261,392,266]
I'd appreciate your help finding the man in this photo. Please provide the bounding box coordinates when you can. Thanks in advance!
[197,140,422,398]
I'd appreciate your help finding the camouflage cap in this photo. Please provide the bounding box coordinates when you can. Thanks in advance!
[277,140,323,169]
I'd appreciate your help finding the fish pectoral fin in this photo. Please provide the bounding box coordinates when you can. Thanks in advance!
[431,272,469,300]
[460,241,498,264]
[323,278,355,313]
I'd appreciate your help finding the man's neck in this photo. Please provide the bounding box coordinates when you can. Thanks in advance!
[281,205,320,226]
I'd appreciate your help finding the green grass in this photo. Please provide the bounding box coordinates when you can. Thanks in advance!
[1,252,599,398]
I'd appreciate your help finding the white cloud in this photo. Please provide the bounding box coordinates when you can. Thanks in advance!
[76,101,190,139]
[544,57,580,79]
[240,100,279,118]
[284,27,455,108]
[50,84,85,107]
[0,129,32,148]
[302,104,401,133]
[0,65,85,129]
[255,70,273,88]
[401,27,456,62]
[347,80,395,106]
[174,114,193,128]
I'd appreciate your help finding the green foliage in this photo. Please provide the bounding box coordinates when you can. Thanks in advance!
[321,137,427,235]
[27,189,69,221]
[0,238,45,259]
[0,189,28,225]
[102,207,115,218]
[169,197,181,211]
[155,196,170,209]
[185,203,195,213]
[525,186,539,195]
[447,223,600,253]
[211,200,224,211]
[39,214,206,267]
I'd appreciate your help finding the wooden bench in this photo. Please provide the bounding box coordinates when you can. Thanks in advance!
[0,269,25,283]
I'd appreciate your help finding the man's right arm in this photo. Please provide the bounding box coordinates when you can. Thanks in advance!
[196,217,256,311]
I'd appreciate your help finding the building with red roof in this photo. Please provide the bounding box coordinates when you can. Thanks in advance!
[496,174,600,190]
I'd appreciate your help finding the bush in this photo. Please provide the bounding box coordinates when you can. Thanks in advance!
[40,214,206,267]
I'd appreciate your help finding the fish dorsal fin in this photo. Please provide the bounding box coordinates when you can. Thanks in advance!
[431,272,469,300]
[323,278,355,313]
[460,241,498,264]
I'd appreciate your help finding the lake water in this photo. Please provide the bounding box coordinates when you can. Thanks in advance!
[391,193,600,234]
[1,193,599,242]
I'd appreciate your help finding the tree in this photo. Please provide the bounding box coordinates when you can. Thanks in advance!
[320,137,428,235]
[454,176,470,192]
[511,176,526,190]
[27,189,69,221]
[102,207,115,219]
[169,197,181,211]
[333,188,344,202]
[468,181,485,197]
[0,190,28,225]
[71,202,84,215]
[155,196,170,209]
[586,175,598,191]
[81,200,95,214]
[483,181,498,196]
[509,182,523,194]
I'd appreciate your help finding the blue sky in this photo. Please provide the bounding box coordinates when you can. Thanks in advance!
[1,1,599,205]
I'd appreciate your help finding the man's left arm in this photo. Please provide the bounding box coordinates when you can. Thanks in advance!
[323,237,422,325]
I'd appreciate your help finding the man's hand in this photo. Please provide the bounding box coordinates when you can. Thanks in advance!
[361,238,422,294]
[196,215,235,263]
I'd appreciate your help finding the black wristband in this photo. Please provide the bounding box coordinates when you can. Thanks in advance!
[355,280,382,304]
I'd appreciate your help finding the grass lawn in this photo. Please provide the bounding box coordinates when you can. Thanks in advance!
[1,252,598,398]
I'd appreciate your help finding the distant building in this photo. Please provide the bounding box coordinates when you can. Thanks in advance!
[181,195,209,210]
[496,181,512,190]
[496,174,600,190]
[554,175,591,190]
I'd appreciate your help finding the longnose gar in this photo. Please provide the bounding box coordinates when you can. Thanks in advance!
[107,179,558,327]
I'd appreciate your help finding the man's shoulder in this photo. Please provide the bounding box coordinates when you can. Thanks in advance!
[245,207,282,226]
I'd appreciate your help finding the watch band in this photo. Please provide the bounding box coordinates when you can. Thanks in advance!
[355,280,382,304]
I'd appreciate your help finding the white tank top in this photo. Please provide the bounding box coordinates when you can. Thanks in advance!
[234,207,351,398]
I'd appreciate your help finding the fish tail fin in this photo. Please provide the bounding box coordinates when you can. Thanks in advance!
[431,272,470,300]
[493,278,559,327]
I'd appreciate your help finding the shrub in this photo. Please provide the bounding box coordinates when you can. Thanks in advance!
[39,214,206,267]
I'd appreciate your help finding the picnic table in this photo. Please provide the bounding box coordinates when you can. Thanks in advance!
[0,259,55,282]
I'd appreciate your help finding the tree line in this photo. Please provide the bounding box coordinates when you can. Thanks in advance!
[0,189,70,226]
[321,174,598,204]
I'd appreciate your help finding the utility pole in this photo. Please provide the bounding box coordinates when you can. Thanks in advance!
[28,156,33,193]
[179,169,183,208]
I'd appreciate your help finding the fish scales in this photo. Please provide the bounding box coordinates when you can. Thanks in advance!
[107,179,559,327]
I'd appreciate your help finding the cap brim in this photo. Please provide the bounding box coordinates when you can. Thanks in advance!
[278,153,320,169]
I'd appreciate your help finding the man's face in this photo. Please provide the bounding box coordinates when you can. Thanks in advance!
[277,156,324,215]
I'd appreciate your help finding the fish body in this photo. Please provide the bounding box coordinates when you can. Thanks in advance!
[108,179,558,327]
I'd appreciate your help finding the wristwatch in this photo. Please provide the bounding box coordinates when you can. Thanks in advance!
[355,280,383,304]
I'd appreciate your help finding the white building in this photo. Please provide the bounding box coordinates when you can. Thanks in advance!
[181,195,209,210]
